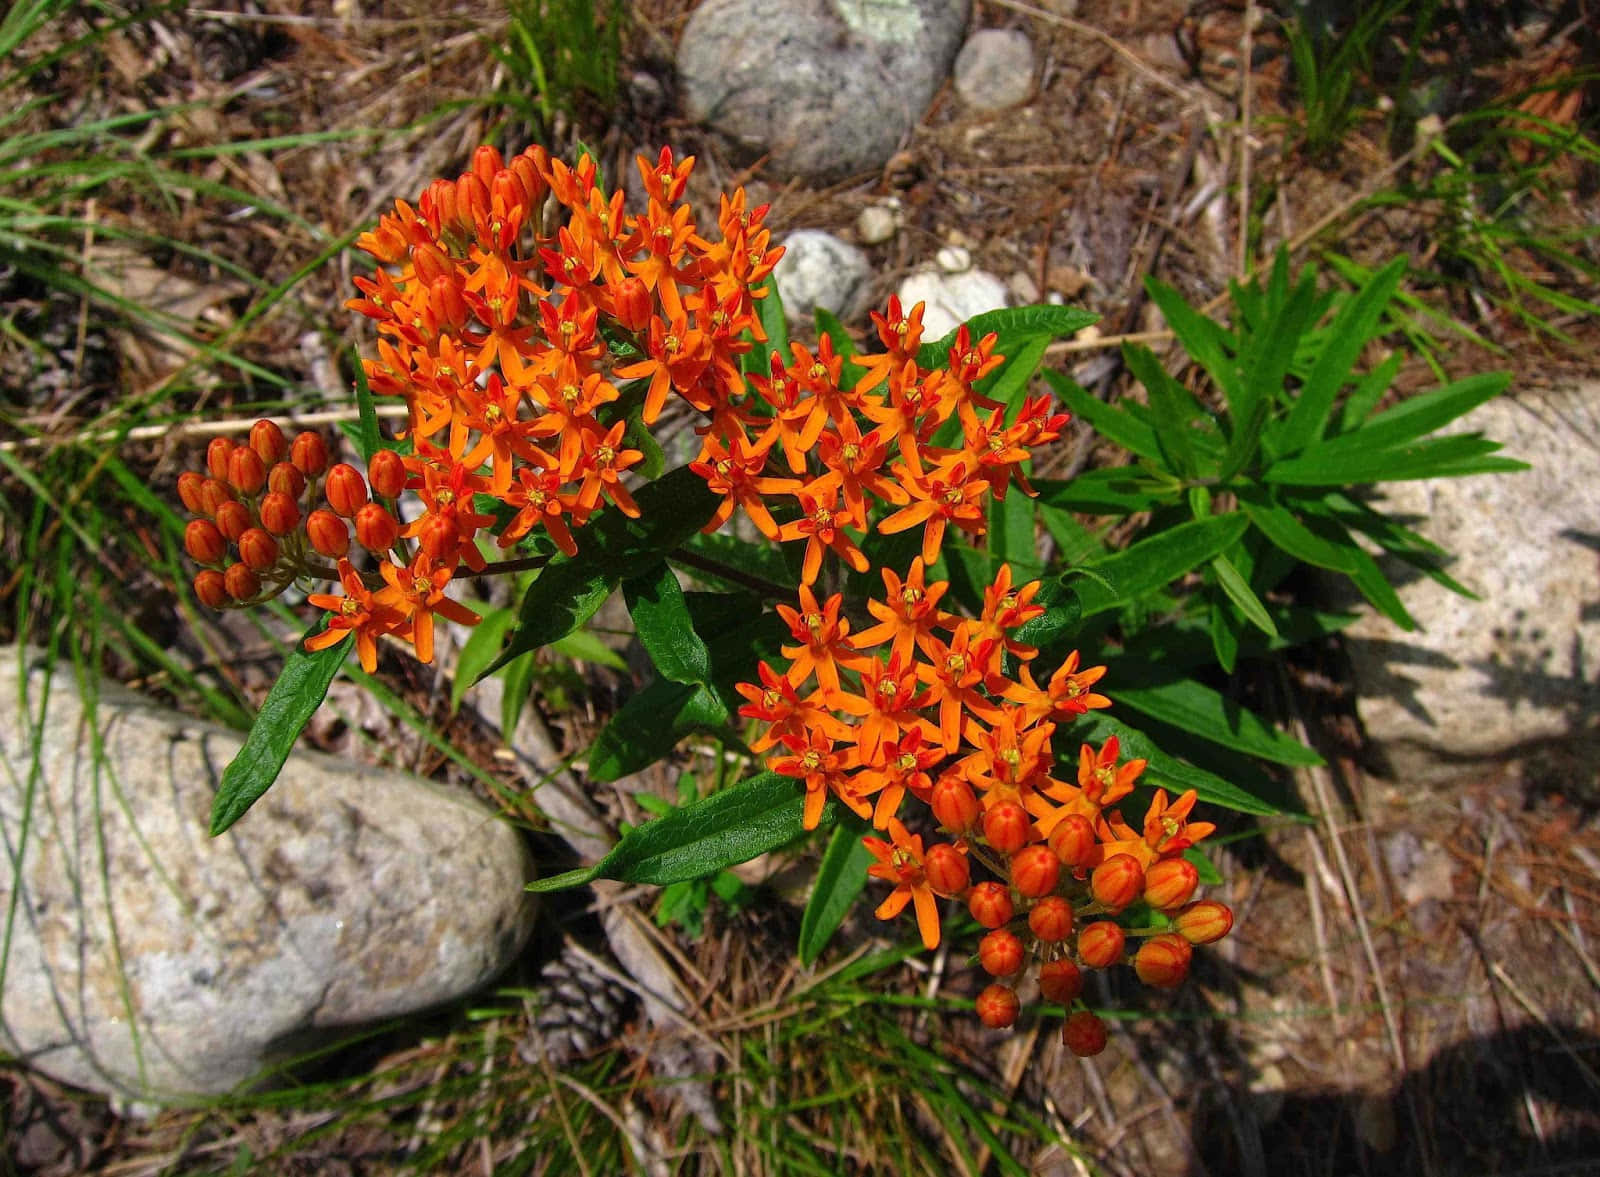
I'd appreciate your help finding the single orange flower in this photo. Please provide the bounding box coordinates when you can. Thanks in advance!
[863,818,942,950]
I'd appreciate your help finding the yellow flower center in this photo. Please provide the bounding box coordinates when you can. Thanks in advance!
[801,750,822,772]
[803,611,823,634]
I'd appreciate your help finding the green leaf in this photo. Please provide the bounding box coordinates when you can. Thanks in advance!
[209,626,347,835]
[1033,468,1178,516]
[1209,596,1240,673]
[988,486,1036,570]
[1184,846,1223,886]
[1220,256,1317,479]
[500,642,538,737]
[1338,351,1404,432]
[1241,498,1360,572]
[1070,713,1279,815]
[623,561,713,685]
[1070,514,1250,616]
[798,814,874,965]
[1111,669,1322,767]
[1265,433,1526,485]
[1210,554,1278,638]
[1345,370,1512,451]
[1144,277,1241,405]
[451,605,515,713]
[744,280,789,378]
[586,677,729,782]
[1276,257,1406,453]
[1123,343,1201,479]
[550,627,629,671]
[1344,543,1416,630]
[527,771,829,890]
[915,304,1097,370]
[351,347,383,465]
[1044,370,1163,462]
[490,465,719,672]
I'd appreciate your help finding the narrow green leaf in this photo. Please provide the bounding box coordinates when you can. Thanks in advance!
[1349,370,1512,451]
[351,347,382,465]
[1265,433,1526,486]
[1344,543,1416,631]
[623,562,713,685]
[550,628,629,671]
[1123,343,1200,479]
[1209,596,1241,673]
[743,281,789,378]
[1184,846,1223,886]
[1070,713,1279,815]
[799,815,874,965]
[1242,498,1360,572]
[1033,468,1178,516]
[586,678,729,782]
[1044,370,1162,462]
[988,486,1036,570]
[451,605,515,713]
[500,643,537,738]
[1071,514,1250,616]
[1144,277,1241,405]
[527,771,830,890]
[1210,554,1278,638]
[209,626,347,835]
[915,305,1097,370]
[1338,351,1404,432]
[1111,670,1322,767]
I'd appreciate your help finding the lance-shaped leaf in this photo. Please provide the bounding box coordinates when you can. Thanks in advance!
[798,814,874,965]
[528,771,832,891]
[1070,514,1250,617]
[624,561,713,685]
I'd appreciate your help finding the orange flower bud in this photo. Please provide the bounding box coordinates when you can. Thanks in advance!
[1062,1010,1107,1057]
[214,500,252,543]
[324,463,368,518]
[1027,896,1074,943]
[967,881,1013,930]
[1090,854,1144,912]
[193,570,230,608]
[237,528,279,572]
[355,502,400,553]
[367,449,407,499]
[1077,921,1125,969]
[259,491,301,537]
[509,148,547,207]
[978,929,1024,978]
[1038,958,1083,1005]
[924,843,970,897]
[416,514,459,562]
[1173,900,1234,945]
[305,508,349,558]
[428,275,469,332]
[982,800,1031,855]
[198,477,235,517]
[411,242,456,287]
[471,143,504,187]
[226,445,267,496]
[206,437,235,481]
[1134,933,1193,989]
[1143,858,1200,911]
[456,173,489,232]
[249,419,287,464]
[223,562,260,601]
[1011,845,1060,899]
[184,519,227,566]
[177,471,209,516]
[1047,814,1097,869]
[291,431,329,477]
[975,984,1020,1030]
[490,171,526,230]
[611,276,652,331]
[930,776,980,834]
[267,461,306,499]
[422,178,460,236]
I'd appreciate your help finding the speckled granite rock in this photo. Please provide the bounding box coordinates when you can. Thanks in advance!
[0,648,535,1100]
[1338,386,1600,780]
[678,0,970,180]
[772,229,872,324]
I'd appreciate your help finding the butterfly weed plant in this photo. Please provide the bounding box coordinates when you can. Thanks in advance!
[171,143,1521,1056]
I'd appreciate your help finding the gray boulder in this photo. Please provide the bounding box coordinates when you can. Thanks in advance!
[678,0,971,180]
[1340,385,1600,780]
[773,229,872,325]
[0,648,535,1100]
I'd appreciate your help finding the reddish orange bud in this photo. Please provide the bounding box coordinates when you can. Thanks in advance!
[367,449,407,499]
[267,461,306,499]
[931,776,981,834]
[982,800,1030,855]
[198,477,235,517]
[1048,814,1097,869]
[259,491,301,537]
[975,984,1020,1030]
[214,500,252,543]
[967,881,1013,930]
[490,171,526,229]
[978,928,1024,978]
[1062,1010,1108,1057]
[422,177,460,236]
[237,528,278,572]
[428,275,469,332]
[223,562,260,601]
[193,569,230,608]
[1144,858,1200,911]
[1090,854,1144,912]
[1134,933,1193,989]
[1038,958,1084,1004]
[305,508,349,558]
[324,463,368,518]
[1027,896,1075,943]
[355,502,400,553]
[509,149,547,207]
[249,419,287,464]
[226,446,267,496]
[455,173,489,231]
[206,437,235,481]
[411,242,456,287]
[471,143,504,186]
[1077,921,1126,968]
[177,471,209,516]
[1011,845,1060,899]
[184,519,227,565]
[1173,900,1234,945]
[291,431,329,477]
[416,514,459,562]
[611,276,652,331]
[924,843,970,897]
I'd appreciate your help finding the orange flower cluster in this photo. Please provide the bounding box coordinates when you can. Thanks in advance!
[696,298,1071,584]
[739,561,1234,1054]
